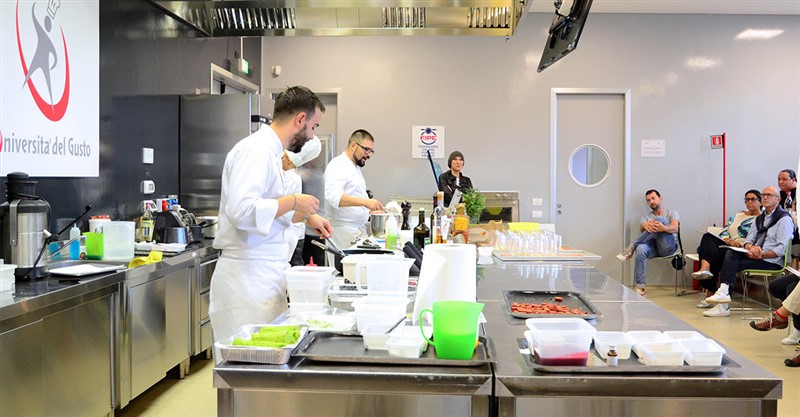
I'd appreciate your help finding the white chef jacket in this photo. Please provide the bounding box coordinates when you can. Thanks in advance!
[210,126,294,351]
[324,152,370,230]
[283,167,305,257]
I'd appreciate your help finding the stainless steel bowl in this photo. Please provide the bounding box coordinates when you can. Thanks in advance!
[369,213,400,238]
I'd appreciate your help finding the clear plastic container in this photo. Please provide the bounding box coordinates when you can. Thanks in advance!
[627,331,672,357]
[679,338,726,366]
[285,266,336,304]
[663,330,705,341]
[637,341,686,366]
[524,330,592,366]
[525,317,597,334]
[387,335,427,358]
[593,331,634,359]
[361,323,394,350]
[352,296,409,331]
[0,262,17,292]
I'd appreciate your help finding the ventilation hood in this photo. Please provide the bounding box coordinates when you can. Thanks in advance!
[150,1,533,37]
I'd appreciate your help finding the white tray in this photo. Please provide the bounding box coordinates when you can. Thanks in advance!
[49,263,126,277]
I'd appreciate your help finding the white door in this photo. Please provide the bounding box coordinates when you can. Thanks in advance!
[551,89,630,283]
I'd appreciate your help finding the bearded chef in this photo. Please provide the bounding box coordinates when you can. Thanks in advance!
[209,86,332,348]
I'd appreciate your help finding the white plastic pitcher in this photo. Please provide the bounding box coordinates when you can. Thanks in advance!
[103,221,135,261]
[354,257,414,298]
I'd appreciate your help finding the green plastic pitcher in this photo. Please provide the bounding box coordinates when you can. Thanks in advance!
[419,301,484,360]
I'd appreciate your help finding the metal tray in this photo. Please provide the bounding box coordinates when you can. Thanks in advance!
[293,331,496,367]
[503,290,600,320]
[517,338,738,373]
[215,324,309,364]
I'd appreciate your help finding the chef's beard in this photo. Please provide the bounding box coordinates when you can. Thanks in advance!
[288,124,309,153]
[354,155,367,167]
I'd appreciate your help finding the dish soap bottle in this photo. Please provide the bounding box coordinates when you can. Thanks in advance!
[385,215,398,250]
[69,223,81,260]
[139,205,154,243]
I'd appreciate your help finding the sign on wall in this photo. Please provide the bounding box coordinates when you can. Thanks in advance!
[640,139,665,158]
[412,125,445,159]
[0,0,99,177]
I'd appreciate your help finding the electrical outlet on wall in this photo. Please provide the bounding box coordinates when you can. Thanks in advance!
[142,147,154,164]
[140,180,155,195]
[532,198,543,206]
[531,210,543,219]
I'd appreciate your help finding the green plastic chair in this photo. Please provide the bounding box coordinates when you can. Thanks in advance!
[732,238,792,319]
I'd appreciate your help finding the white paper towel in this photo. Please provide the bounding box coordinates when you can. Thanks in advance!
[412,243,477,324]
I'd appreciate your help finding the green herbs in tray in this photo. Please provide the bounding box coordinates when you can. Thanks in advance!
[232,325,300,348]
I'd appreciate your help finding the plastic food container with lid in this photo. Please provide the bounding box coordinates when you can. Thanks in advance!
[524,330,592,366]
[679,338,726,366]
[285,266,336,304]
[593,331,635,359]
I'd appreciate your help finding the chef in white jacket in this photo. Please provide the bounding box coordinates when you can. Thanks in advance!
[283,136,321,266]
[324,129,384,264]
[210,86,332,349]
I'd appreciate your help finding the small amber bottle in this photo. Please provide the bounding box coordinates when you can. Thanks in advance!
[606,344,618,367]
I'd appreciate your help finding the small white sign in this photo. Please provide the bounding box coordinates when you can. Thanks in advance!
[640,140,665,158]
[412,125,445,159]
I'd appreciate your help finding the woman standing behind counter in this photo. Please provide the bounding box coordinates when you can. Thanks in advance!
[438,151,473,207]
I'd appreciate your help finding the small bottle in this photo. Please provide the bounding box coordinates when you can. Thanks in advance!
[606,344,618,367]
[413,208,430,250]
[433,191,445,244]
[453,203,470,243]
[385,215,398,250]
[139,207,154,242]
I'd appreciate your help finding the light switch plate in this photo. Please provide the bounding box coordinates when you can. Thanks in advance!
[532,210,543,219]
[532,198,543,206]
[140,180,155,194]
[142,147,154,164]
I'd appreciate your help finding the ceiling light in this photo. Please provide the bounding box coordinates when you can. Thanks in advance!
[685,56,720,70]
[736,29,784,41]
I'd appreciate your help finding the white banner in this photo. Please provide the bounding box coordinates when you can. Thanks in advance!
[412,125,445,159]
[0,0,99,177]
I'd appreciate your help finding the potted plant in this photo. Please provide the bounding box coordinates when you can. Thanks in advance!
[462,188,486,224]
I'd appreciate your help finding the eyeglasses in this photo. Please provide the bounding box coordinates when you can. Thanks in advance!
[744,197,759,202]
[761,194,779,199]
[355,142,375,155]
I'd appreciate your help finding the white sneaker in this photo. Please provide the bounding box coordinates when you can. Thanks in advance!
[616,246,634,262]
[696,299,711,308]
[782,329,800,345]
[704,291,731,305]
[703,304,730,317]
[691,270,714,280]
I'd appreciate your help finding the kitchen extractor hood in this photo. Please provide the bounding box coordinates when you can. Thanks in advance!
[149,1,533,37]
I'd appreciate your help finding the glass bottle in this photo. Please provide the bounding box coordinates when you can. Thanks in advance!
[413,208,430,250]
[606,344,618,367]
[453,203,469,243]
[433,191,445,244]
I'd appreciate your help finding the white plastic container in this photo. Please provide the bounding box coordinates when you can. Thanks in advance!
[361,323,394,350]
[285,266,336,304]
[0,262,17,292]
[679,338,726,366]
[627,331,672,357]
[525,330,592,366]
[352,296,409,331]
[593,331,634,359]
[103,221,135,261]
[637,341,686,366]
[525,318,597,340]
[387,335,427,358]
[663,331,706,341]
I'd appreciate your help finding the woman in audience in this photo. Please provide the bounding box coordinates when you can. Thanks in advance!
[749,274,800,367]
[693,189,762,309]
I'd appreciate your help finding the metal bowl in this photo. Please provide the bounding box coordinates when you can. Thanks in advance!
[369,213,400,238]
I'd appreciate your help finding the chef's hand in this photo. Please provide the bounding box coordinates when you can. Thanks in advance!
[365,199,384,212]
[293,194,320,216]
[306,214,332,238]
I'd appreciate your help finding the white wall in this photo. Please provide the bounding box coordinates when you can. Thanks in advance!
[261,13,800,285]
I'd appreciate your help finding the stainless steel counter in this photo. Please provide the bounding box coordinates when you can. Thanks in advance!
[215,256,782,417]
[478,258,782,417]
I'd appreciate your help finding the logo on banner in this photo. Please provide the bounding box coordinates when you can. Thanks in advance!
[15,0,71,122]
[419,127,438,145]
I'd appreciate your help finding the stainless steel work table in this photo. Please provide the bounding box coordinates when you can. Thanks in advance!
[214,353,494,416]
[479,258,782,417]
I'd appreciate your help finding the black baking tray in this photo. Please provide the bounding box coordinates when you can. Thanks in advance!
[517,338,737,374]
[293,331,495,367]
[503,290,600,320]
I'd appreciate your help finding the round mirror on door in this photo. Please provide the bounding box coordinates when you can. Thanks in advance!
[568,144,611,187]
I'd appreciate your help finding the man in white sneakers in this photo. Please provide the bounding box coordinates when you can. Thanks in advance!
[704,186,795,317]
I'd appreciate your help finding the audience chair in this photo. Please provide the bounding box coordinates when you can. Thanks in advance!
[731,238,792,320]
[650,223,697,296]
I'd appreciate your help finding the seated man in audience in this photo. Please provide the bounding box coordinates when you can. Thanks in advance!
[616,189,679,296]
[777,168,799,268]
[704,186,795,317]
[749,270,800,367]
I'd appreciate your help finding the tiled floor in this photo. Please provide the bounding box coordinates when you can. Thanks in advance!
[117,286,799,417]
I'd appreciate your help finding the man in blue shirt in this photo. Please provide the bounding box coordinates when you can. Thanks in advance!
[704,186,795,317]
